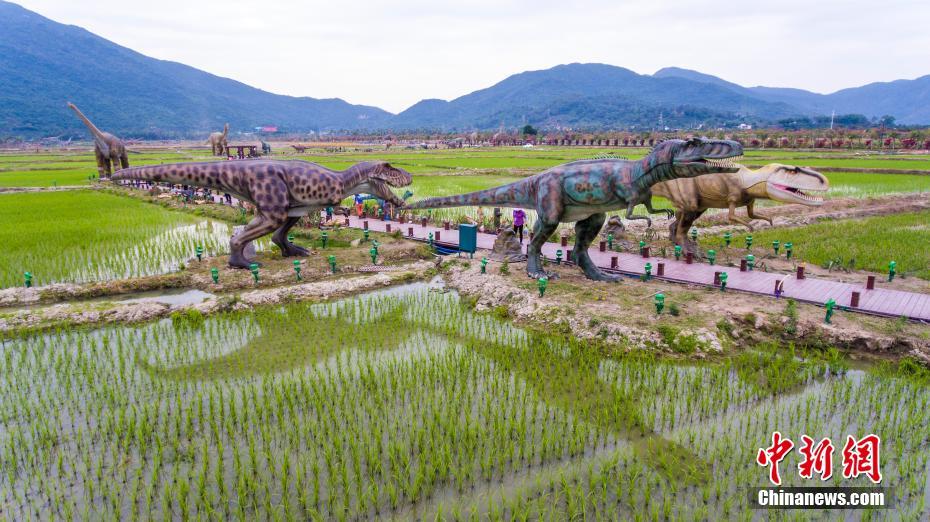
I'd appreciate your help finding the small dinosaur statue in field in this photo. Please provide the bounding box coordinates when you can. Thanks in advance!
[260,140,272,155]
[208,123,229,156]
[67,103,128,177]
[651,163,828,245]
[113,160,412,268]
[405,137,743,280]
[291,144,309,153]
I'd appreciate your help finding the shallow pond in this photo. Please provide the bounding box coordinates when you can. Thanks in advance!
[0,282,927,520]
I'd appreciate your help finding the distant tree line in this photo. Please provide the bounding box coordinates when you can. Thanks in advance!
[776,114,898,130]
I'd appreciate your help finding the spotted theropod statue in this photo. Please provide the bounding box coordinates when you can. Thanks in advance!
[67,103,129,178]
[113,160,412,268]
[405,138,743,281]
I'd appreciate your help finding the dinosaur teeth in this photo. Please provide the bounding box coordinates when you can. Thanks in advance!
[704,155,741,168]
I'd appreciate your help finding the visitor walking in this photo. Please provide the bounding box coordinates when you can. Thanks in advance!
[354,194,364,217]
[513,208,526,243]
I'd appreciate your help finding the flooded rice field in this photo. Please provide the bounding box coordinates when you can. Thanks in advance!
[0,190,268,289]
[0,282,928,520]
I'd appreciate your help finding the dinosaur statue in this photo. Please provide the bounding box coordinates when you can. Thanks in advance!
[67,103,128,178]
[208,124,229,156]
[651,163,828,246]
[405,137,743,280]
[113,160,412,268]
[260,140,272,155]
[291,144,309,153]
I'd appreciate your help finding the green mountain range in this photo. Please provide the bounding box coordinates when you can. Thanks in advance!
[2,0,928,137]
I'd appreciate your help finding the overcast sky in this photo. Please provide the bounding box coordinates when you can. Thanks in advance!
[16,0,930,114]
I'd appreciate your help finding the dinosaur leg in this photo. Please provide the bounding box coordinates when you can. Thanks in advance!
[120,152,130,170]
[573,213,620,282]
[102,156,113,178]
[746,200,773,226]
[643,195,674,219]
[94,149,107,178]
[625,201,652,228]
[271,216,310,257]
[527,176,565,279]
[727,202,754,231]
[668,212,682,244]
[678,210,705,249]
[526,220,558,279]
[229,211,286,268]
[110,153,123,173]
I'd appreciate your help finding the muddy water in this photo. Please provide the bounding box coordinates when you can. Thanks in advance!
[109,288,215,307]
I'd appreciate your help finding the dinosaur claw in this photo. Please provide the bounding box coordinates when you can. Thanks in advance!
[227,256,252,269]
[587,272,622,282]
[282,245,310,257]
[527,270,557,280]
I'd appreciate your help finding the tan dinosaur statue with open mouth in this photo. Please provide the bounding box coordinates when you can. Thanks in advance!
[651,163,829,246]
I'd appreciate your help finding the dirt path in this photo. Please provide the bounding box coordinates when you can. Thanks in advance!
[0,261,435,334]
[441,261,930,365]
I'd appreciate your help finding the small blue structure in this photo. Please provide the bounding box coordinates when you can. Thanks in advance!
[458,224,477,257]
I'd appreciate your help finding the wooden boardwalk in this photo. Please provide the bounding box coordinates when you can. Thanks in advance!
[345,215,930,322]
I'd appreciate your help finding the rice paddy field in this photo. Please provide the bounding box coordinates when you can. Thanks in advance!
[5,146,930,197]
[2,283,928,520]
[0,191,262,288]
[1,145,929,520]
[713,210,930,280]
[2,144,930,286]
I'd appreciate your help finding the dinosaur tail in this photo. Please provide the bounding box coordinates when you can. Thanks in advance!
[404,178,535,209]
[112,162,241,194]
[67,102,110,156]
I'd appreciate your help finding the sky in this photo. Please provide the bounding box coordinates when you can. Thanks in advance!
[16,0,930,114]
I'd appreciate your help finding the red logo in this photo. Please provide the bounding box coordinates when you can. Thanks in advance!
[758,432,882,485]
[798,435,834,481]
[757,431,794,485]
[841,434,882,483]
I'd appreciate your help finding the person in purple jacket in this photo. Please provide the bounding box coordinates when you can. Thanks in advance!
[513,208,526,243]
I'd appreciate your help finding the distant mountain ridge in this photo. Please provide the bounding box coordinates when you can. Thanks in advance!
[1,0,929,137]
[0,1,391,137]
[390,63,806,130]
[654,66,930,124]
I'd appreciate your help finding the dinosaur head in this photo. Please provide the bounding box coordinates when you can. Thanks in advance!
[352,161,413,207]
[651,137,744,178]
[744,163,829,206]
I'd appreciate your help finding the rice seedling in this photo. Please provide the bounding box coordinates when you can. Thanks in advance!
[0,190,267,287]
[0,281,927,520]
[716,209,930,279]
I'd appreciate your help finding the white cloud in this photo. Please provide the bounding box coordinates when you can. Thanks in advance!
[15,0,930,113]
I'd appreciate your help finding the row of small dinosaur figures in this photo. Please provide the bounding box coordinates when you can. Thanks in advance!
[68,104,828,280]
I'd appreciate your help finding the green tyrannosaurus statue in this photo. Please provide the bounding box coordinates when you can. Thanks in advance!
[405,138,743,281]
